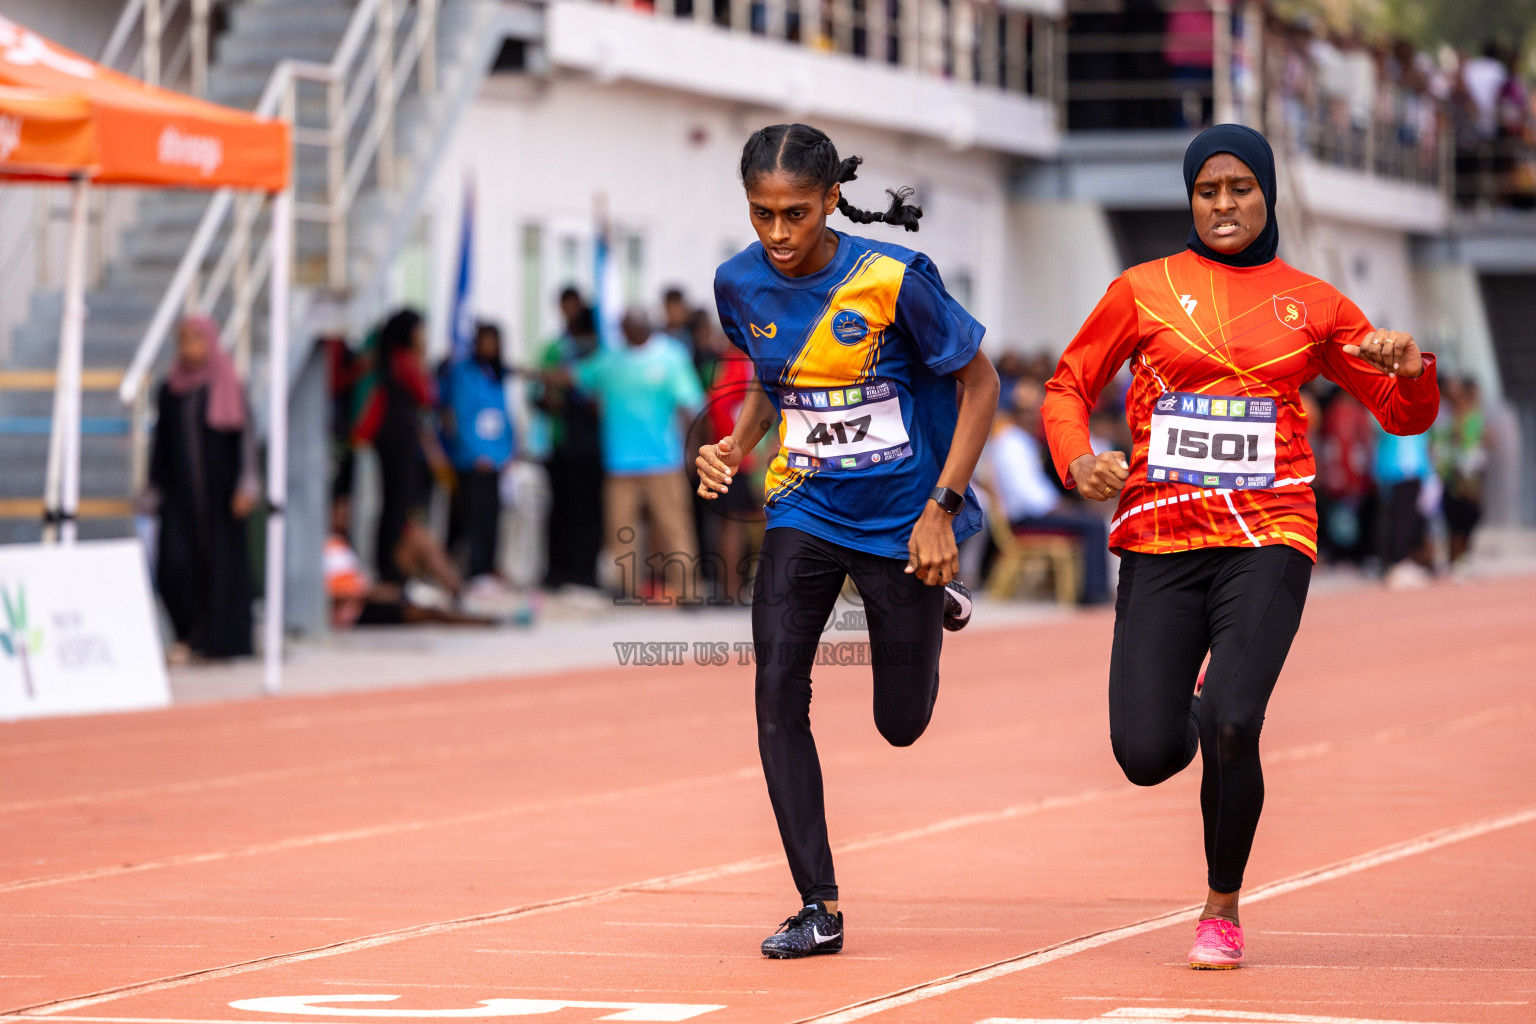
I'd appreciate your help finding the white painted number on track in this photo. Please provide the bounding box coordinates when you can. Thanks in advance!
[228,996,724,1022]
[976,1008,1466,1024]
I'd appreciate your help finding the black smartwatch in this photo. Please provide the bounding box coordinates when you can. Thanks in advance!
[929,486,965,516]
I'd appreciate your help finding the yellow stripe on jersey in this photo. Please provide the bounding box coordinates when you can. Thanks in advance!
[784,251,905,387]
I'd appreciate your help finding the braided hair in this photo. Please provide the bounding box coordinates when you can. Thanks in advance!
[738,123,923,232]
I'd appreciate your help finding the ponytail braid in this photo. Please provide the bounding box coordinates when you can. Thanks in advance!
[738,123,923,233]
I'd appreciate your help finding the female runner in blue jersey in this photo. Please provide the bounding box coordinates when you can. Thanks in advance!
[697,123,1000,959]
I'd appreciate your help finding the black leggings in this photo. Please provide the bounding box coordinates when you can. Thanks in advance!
[753,527,947,904]
[1110,544,1312,894]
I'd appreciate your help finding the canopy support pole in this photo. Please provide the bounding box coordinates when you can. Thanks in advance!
[44,177,90,546]
[262,186,292,697]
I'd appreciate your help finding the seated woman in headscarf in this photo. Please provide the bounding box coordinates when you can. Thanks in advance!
[145,316,258,662]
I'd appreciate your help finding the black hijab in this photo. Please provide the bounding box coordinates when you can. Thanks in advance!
[1183,123,1279,268]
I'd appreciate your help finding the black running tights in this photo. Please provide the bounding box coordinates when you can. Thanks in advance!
[753,527,946,904]
[1109,544,1313,894]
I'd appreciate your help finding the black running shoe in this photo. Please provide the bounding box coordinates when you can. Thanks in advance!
[761,902,844,959]
[942,579,972,632]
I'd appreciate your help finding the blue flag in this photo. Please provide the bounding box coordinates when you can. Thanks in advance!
[593,193,623,350]
[449,177,475,362]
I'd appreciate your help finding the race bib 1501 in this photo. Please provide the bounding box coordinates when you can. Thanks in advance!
[1147,391,1278,489]
[777,377,911,472]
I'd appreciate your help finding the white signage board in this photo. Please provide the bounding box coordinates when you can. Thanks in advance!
[0,539,170,720]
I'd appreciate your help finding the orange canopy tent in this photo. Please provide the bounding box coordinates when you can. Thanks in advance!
[0,16,293,691]
[0,15,289,189]
[0,87,97,178]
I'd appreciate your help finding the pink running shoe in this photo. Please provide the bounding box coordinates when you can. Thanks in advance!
[1188,918,1244,969]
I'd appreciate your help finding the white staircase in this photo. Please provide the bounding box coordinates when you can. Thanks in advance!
[0,0,502,543]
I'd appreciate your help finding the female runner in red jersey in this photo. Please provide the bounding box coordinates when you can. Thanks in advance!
[1041,124,1440,969]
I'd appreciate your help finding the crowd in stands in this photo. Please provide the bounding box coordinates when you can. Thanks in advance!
[140,293,1493,659]
[1268,12,1536,206]
[1067,1,1536,208]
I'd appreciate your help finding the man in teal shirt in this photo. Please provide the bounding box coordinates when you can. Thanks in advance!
[575,308,705,601]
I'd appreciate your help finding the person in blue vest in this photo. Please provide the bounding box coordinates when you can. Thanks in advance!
[440,322,515,582]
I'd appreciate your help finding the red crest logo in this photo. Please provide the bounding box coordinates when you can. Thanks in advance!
[1273,295,1307,330]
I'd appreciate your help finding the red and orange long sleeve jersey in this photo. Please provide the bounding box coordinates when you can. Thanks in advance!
[1042,250,1439,560]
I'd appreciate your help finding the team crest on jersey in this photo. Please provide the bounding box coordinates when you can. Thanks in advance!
[831,309,870,345]
[1273,295,1307,330]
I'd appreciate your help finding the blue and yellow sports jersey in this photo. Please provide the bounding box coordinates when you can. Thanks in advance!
[714,231,986,559]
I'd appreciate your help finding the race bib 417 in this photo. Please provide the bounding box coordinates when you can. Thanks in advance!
[1147,391,1278,489]
[777,378,911,472]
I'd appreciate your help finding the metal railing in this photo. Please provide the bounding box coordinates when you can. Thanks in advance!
[1454,138,1536,212]
[1063,0,1246,131]
[0,0,212,362]
[611,0,1063,104]
[119,0,448,471]
[100,0,213,95]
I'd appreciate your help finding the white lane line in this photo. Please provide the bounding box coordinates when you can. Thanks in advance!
[1060,998,1532,1006]
[600,923,1002,932]
[10,704,1526,1018]
[0,767,759,896]
[0,711,743,817]
[2,1018,346,1024]
[0,780,1135,1017]
[1262,930,1536,938]
[792,805,1536,1024]
[472,950,895,961]
[1183,965,1536,972]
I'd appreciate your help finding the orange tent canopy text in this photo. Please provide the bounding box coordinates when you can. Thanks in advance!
[0,15,288,191]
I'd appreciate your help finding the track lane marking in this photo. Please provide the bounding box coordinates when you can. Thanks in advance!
[789,806,1536,1024]
[0,713,745,817]
[8,703,1529,1016]
[0,768,758,896]
[7,700,1525,896]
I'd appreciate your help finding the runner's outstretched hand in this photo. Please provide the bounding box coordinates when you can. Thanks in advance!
[696,437,744,499]
[1343,329,1424,378]
[906,503,959,586]
[1070,451,1130,502]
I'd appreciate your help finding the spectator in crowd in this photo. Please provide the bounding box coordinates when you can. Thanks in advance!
[1463,42,1509,141]
[325,486,495,628]
[1315,386,1378,566]
[1164,0,1214,128]
[1373,420,1435,588]
[440,322,515,585]
[1434,377,1488,570]
[662,287,691,346]
[982,378,1110,605]
[144,316,257,662]
[352,308,443,588]
[536,289,604,590]
[572,307,705,601]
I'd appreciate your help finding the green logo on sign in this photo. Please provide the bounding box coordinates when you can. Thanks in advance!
[0,582,42,699]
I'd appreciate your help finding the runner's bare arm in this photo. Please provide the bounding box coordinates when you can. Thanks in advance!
[906,349,1000,585]
[696,382,776,499]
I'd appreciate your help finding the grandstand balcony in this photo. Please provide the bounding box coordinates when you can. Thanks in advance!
[1037,1,1449,233]
[535,0,1065,157]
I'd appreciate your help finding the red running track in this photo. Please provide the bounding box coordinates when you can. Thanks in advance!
[1,575,1533,1024]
